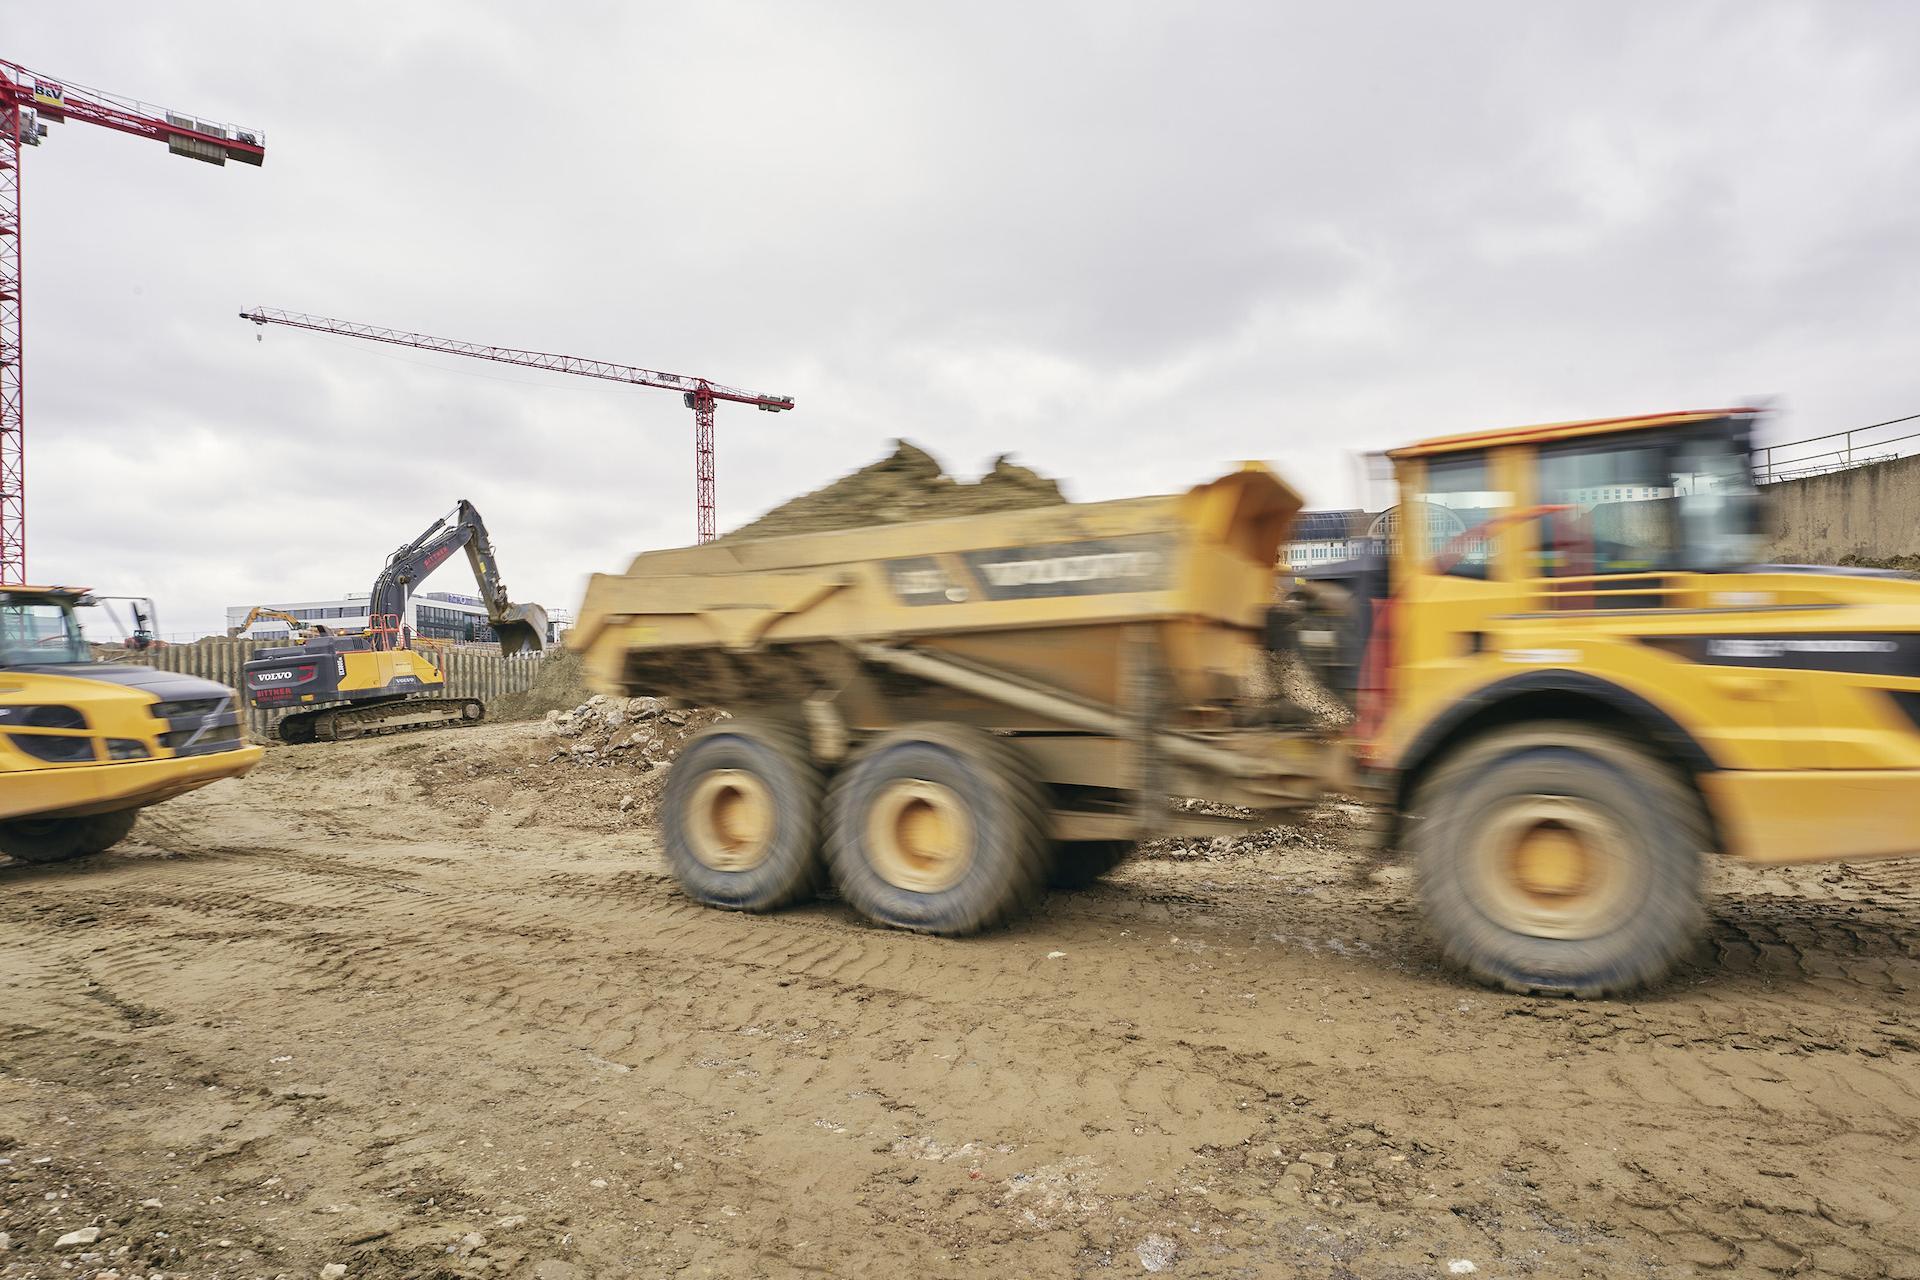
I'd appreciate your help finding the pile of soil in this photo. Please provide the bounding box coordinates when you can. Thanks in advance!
[411,694,724,832]
[490,649,594,721]
[724,440,1064,541]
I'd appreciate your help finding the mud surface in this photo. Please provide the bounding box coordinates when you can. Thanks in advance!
[3,724,1918,1279]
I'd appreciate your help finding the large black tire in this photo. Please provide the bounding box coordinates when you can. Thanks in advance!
[1410,722,1707,997]
[825,723,1050,935]
[661,718,825,912]
[0,807,139,864]
[1049,840,1134,890]
[76,808,139,855]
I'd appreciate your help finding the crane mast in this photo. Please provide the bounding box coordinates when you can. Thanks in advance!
[0,59,264,582]
[239,307,794,543]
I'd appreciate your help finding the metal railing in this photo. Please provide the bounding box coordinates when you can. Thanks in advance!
[1754,412,1920,484]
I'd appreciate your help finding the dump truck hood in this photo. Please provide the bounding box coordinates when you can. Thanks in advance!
[3,662,237,701]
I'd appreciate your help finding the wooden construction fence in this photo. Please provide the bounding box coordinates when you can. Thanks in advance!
[115,638,544,741]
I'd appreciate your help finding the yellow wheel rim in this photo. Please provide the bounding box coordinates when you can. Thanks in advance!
[686,769,775,872]
[866,779,974,893]
[1467,796,1644,939]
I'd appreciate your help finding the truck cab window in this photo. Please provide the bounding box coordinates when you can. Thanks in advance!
[1536,427,1760,577]
[1537,440,1671,577]
[1411,452,1502,580]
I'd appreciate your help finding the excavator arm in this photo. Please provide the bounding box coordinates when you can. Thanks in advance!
[228,606,307,639]
[368,501,550,656]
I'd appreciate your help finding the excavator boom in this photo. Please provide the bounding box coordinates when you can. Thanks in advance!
[369,500,549,655]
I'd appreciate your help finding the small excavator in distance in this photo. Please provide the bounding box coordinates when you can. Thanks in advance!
[227,606,312,641]
[241,501,549,743]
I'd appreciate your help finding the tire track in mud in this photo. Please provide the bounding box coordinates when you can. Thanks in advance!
[6,732,1920,1277]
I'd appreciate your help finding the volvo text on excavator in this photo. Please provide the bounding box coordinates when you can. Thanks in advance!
[240,502,549,743]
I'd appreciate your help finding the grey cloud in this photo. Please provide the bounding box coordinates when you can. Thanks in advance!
[17,1,1920,636]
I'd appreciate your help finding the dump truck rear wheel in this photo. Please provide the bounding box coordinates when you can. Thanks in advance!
[826,723,1049,934]
[0,807,138,864]
[1049,840,1134,890]
[662,719,824,912]
[1411,722,1705,997]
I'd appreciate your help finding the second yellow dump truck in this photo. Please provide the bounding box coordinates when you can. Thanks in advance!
[1,585,262,865]
[573,408,1920,996]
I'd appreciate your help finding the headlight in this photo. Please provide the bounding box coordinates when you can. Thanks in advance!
[150,698,226,721]
[9,733,96,763]
[0,704,86,730]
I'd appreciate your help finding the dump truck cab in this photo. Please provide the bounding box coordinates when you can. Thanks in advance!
[1362,409,1920,992]
[0,585,263,864]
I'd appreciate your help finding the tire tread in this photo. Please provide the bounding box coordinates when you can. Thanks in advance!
[826,722,1050,935]
[1411,721,1708,998]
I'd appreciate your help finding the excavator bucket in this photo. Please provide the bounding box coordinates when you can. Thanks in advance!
[491,601,550,657]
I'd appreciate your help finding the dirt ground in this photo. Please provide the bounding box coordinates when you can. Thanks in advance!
[3,723,1918,1280]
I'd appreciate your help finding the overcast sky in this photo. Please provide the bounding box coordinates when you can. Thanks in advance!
[16,2,1920,637]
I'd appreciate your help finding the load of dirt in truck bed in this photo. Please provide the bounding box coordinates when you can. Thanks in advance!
[724,440,1064,541]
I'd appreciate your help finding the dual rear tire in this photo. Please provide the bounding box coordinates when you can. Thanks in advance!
[662,718,1051,935]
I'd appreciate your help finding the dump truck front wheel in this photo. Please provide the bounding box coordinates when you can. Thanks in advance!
[0,808,140,864]
[1410,722,1705,997]
[1049,840,1134,890]
[826,723,1049,934]
[662,719,825,912]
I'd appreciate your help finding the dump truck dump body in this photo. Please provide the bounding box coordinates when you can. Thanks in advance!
[573,465,1339,844]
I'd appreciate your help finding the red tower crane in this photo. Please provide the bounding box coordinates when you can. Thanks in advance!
[0,59,264,582]
[238,308,794,543]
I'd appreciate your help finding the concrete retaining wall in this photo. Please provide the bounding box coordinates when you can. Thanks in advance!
[114,639,544,741]
[1762,452,1920,565]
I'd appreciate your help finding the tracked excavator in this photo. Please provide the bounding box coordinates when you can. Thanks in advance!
[241,502,549,743]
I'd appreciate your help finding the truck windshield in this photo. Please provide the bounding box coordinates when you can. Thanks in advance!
[0,600,92,666]
[1535,427,1761,576]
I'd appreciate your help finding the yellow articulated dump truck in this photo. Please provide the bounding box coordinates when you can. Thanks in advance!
[572,466,1338,934]
[1,586,262,865]
[573,407,1920,997]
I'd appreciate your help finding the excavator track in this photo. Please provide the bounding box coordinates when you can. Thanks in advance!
[278,697,486,744]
